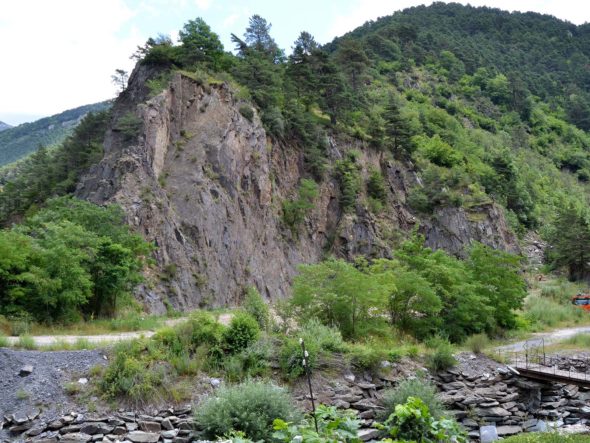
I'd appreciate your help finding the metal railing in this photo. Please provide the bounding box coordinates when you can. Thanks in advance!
[497,338,590,383]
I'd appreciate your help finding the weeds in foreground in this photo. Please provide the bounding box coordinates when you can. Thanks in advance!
[16,389,29,400]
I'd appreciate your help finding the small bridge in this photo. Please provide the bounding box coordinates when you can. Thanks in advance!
[499,338,590,387]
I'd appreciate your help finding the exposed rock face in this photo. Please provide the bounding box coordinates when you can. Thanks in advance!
[76,66,520,312]
[422,203,520,257]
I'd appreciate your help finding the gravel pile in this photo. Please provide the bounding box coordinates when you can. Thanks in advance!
[0,348,107,441]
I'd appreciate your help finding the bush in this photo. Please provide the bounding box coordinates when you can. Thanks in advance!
[222,311,260,354]
[280,319,344,379]
[239,105,254,122]
[223,337,272,382]
[243,287,270,330]
[0,333,8,347]
[464,333,490,354]
[273,405,360,442]
[377,397,467,442]
[366,168,387,203]
[99,339,168,404]
[335,153,361,212]
[281,179,319,233]
[425,337,456,372]
[346,343,388,370]
[380,377,447,420]
[195,380,301,441]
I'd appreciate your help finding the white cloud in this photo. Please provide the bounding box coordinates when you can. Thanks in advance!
[195,0,212,10]
[223,13,240,28]
[0,0,139,122]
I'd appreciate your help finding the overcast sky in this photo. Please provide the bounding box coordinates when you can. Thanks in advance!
[1,0,589,126]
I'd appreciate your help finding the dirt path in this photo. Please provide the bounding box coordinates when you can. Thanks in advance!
[4,313,233,347]
[496,325,590,352]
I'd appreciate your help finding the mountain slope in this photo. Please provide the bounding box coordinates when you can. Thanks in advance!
[0,101,111,166]
[0,121,11,132]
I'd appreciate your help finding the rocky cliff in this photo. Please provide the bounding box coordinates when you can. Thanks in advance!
[76,66,519,313]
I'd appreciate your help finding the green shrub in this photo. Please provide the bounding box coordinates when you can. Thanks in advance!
[425,337,456,372]
[367,168,387,203]
[222,311,260,354]
[195,380,301,441]
[243,287,270,330]
[346,343,388,370]
[64,382,81,396]
[280,319,344,379]
[223,337,272,382]
[239,105,254,122]
[335,153,361,212]
[377,397,466,442]
[380,377,447,420]
[464,333,490,354]
[170,353,201,376]
[273,405,360,442]
[99,339,167,403]
[282,179,319,233]
[0,333,8,347]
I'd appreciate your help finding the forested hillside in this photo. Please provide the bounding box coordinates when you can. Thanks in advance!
[0,101,111,166]
[0,122,11,132]
[1,3,589,331]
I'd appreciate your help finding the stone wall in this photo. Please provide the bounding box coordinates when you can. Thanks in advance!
[434,361,590,439]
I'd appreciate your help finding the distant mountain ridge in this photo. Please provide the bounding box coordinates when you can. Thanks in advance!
[0,101,111,166]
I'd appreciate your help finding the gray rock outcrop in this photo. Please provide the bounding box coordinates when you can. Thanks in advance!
[76,66,521,312]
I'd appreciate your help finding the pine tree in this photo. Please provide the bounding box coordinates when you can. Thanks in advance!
[549,205,590,281]
[384,96,415,157]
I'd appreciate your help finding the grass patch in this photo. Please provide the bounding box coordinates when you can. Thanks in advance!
[463,333,490,354]
[523,295,586,330]
[16,389,29,400]
[17,335,36,350]
[425,337,456,372]
[503,432,590,443]
[564,333,590,348]
[27,313,168,336]
[64,382,81,396]
[40,337,98,351]
[0,333,8,347]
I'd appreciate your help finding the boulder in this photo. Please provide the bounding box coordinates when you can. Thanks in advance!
[80,423,114,435]
[479,425,498,443]
[138,420,161,432]
[19,365,34,376]
[127,431,161,443]
[358,428,381,441]
[60,432,93,443]
[476,407,510,418]
[496,425,522,436]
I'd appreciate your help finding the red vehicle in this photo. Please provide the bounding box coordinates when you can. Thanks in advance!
[572,294,590,311]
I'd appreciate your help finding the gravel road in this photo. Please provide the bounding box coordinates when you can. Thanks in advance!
[496,325,590,352]
[4,314,232,347]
